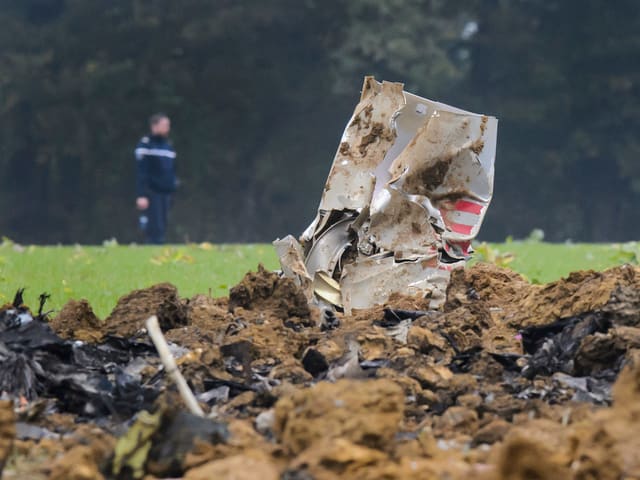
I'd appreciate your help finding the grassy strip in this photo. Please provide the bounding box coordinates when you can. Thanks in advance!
[0,240,637,317]
[0,242,278,317]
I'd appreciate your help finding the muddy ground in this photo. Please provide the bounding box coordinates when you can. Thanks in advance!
[2,262,640,479]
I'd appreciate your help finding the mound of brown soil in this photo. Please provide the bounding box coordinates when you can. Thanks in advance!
[229,264,311,321]
[105,283,188,336]
[49,299,102,342]
[6,262,640,479]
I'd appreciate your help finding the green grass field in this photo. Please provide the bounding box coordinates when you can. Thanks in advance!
[0,238,638,317]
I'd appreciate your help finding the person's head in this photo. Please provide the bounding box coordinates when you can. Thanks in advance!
[149,113,171,137]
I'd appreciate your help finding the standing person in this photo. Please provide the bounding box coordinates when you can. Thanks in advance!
[135,113,177,244]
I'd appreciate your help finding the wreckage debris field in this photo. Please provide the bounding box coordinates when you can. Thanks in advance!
[3,261,640,479]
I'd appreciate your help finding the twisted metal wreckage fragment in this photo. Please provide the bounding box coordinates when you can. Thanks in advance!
[275,77,498,313]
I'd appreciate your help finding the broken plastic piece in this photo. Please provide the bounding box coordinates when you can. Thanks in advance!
[275,76,497,312]
[112,409,162,479]
[111,403,228,479]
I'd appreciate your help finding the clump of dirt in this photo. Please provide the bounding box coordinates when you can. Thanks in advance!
[229,264,311,322]
[274,379,404,455]
[187,294,231,330]
[444,263,640,352]
[446,262,530,311]
[105,282,188,336]
[489,432,571,480]
[46,425,115,480]
[49,299,103,342]
[50,283,192,341]
[49,445,105,480]
[5,262,640,479]
[184,451,280,480]
[163,294,232,353]
[514,267,635,327]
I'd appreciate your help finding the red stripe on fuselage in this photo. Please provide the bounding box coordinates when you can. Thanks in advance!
[449,223,473,235]
[454,199,483,215]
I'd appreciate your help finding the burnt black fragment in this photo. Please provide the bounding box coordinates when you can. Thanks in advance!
[12,289,26,308]
[438,328,462,354]
[320,309,340,331]
[520,316,582,355]
[521,313,612,379]
[0,295,160,417]
[146,410,229,477]
[381,308,429,326]
[552,373,611,404]
[283,319,305,332]
[281,469,315,480]
[489,352,523,373]
[302,348,329,377]
[449,346,483,373]
[0,345,44,399]
[360,359,389,370]
[466,287,480,300]
[221,340,254,381]
[202,377,256,397]
[220,340,253,362]
[36,293,52,320]
[0,289,50,333]
[0,320,62,352]
[113,368,158,413]
[72,336,154,369]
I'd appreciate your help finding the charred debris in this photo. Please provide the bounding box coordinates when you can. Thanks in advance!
[1,262,640,478]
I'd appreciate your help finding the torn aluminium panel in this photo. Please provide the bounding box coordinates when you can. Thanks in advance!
[274,76,497,314]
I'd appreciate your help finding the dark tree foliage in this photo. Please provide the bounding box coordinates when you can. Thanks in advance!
[461,0,640,241]
[0,0,638,243]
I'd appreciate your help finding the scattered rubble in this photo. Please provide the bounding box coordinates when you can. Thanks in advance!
[1,261,640,478]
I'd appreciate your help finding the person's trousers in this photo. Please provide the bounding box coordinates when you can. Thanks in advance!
[146,192,171,244]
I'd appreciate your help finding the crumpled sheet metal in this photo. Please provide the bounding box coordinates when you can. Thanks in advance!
[275,77,497,313]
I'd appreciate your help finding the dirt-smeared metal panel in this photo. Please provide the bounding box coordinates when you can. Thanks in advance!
[315,78,404,214]
[275,76,498,312]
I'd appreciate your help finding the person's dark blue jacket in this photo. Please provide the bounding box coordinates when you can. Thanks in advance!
[135,135,177,197]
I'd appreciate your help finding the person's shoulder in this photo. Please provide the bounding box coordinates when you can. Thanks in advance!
[135,137,151,159]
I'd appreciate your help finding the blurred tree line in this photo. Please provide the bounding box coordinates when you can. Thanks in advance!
[0,0,638,243]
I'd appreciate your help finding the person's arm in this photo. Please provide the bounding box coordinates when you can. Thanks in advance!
[135,141,151,210]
